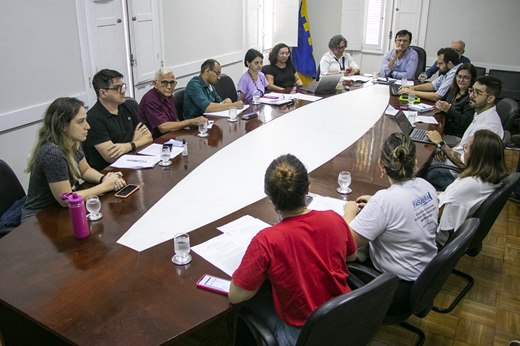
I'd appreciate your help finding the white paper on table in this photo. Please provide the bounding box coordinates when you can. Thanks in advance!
[378,77,396,83]
[342,76,370,83]
[403,111,418,123]
[204,105,250,117]
[191,233,246,277]
[217,215,270,248]
[409,103,433,112]
[385,105,399,116]
[207,120,215,129]
[416,115,439,124]
[394,80,414,86]
[110,155,160,169]
[164,139,184,147]
[295,93,322,102]
[307,193,347,216]
[138,144,184,159]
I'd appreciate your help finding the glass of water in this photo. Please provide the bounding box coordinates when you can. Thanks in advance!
[172,233,192,265]
[252,89,262,105]
[419,72,427,83]
[198,119,208,137]
[372,72,378,84]
[408,93,416,107]
[228,106,238,122]
[401,77,407,87]
[86,195,102,221]
[159,145,172,166]
[337,171,352,194]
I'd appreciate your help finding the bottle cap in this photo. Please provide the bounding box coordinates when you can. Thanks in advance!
[60,192,83,205]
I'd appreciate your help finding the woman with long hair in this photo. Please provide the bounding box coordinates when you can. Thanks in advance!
[262,43,303,92]
[343,133,438,314]
[237,48,269,101]
[437,129,508,245]
[22,97,126,222]
[433,63,478,139]
[230,154,357,346]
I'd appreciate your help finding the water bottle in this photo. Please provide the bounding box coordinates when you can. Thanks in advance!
[60,192,89,238]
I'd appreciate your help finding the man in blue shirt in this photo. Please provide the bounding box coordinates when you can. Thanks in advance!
[380,30,418,80]
[184,59,243,119]
[426,41,470,78]
[399,48,461,101]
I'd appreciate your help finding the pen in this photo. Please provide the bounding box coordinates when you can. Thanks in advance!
[128,159,147,163]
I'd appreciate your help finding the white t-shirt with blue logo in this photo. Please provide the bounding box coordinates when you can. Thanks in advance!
[350,178,439,281]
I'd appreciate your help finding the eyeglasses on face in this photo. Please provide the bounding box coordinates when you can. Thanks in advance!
[463,143,471,151]
[468,88,491,97]
[159,80,177,87]
[210,69,221,77]
[456,75,471,81]
[335,45,346,50]
[103,83,126,93]
[278,52,290,57]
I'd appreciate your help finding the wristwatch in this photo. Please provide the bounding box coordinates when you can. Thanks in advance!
[436,140,446,149]
[130,142,136,151]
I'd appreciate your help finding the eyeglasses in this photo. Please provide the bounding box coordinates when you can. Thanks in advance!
[396,39,410,44]
[159,80,177,87]
[463,143,471,151]
[210,69,221,77]
[456,75,471,81]
[103,83,126,93]
[278,52,291,57]
[468,88,491,97]
[335,45,346,50]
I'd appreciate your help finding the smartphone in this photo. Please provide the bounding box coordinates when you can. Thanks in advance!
[196,274,231,295]
[305,195,313,206]
[241,112,258,120]
[115,184,140,199]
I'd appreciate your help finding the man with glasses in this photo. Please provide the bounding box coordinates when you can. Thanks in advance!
[380,30,418,80]
[399,47,461,101]
[319,35,360,77]
[183,59,243,120]
[426,41,470,79]
[138,67,206,139]
[83,69,152,171]
[425,76,504,190]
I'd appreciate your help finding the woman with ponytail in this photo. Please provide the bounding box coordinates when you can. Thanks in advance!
[343,132,438,314]
[229,154,357,346]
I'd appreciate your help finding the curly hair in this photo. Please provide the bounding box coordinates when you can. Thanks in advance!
[328,35,347,51]
[380,133,416,182]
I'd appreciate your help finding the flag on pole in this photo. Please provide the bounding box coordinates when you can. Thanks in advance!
[292,0,317,84]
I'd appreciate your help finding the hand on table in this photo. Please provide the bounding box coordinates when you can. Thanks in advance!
[343,201,360,215]
[355,195,372,209]
[398,85,413,94]
[107,143,131,160]
[427,130,442,145]
[132,123,150,142]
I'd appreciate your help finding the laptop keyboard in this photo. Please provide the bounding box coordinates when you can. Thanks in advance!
[411,129,430,142]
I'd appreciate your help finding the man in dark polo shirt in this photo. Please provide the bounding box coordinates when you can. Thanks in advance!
[83,69,152,171]
[183,59,244,119]
[138,67,206,139]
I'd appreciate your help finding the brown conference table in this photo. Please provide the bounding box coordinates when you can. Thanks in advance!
[0,83,444,346]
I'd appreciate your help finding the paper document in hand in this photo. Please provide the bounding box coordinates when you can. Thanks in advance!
[110,155,160,169]
[307,193,347,216]
[217,215,270,247]
[204,105,250,117]
[191,233,246,277]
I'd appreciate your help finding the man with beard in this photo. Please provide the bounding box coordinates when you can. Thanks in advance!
[399,47,461,101]
[424,76,504,190]
[183,59,243,119]
[426,40,471,78]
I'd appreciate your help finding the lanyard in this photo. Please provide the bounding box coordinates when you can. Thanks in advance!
[335,56,346,71]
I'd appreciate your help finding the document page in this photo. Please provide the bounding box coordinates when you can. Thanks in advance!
[110,155,160,169]
[191,233,246,277]
[307,193,347,216]
[204,105,250,117]
[217,215,270,247]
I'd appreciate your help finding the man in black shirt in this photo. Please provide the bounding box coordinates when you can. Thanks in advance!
[83,69,152,171]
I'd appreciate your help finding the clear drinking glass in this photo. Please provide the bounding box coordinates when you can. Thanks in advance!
[408,93,416,107]
[198,120,208,137]
[401,77,407,87]
[159,145,172,166]
[86,195,102,221]
[337,171,352,194]
[228,106,238,122]
[293,93,300,106]
[172,233,192,265]
[372,72,378,84]
[252,89,262,105]
[419,72,427,83]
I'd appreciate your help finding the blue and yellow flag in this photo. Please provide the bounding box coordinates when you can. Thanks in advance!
[292,0,317,84]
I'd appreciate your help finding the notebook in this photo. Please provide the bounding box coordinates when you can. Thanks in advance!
[302,73,343,94]
[394,111,433,144]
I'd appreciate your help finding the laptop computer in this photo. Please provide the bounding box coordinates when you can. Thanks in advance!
[394,110,433,144]
[302,73,343,94]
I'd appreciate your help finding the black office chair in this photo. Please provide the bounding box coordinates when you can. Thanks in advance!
[214,74,238,102]
[433,173,520,313]
[124,96,139,114]
[315,65,321,82]
[348,218,479,346]
[475,66,486,77]
[410,46,427,80]
[235,272,399,346]
[489,69,520,101]
[173,87,186,121]
[0,159,26,237]
[497,98,519,132]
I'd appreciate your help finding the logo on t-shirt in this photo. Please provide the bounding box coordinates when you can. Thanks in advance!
[412,192,433,210]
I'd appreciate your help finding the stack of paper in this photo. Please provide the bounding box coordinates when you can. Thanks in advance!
[204,106,250,117]
[138,143,184,159]
[110,154,161,169]
[409,103,433,112]
[307,193,347,216]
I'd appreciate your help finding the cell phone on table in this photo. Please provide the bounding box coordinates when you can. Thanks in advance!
[241,112,258,120]
[115,184,140,199]
[196,274,231,295]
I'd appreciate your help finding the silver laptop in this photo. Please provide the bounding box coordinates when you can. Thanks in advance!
[394,111,433,144]
[303,73,343,94]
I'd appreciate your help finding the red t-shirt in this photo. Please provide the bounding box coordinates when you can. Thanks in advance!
[232,210,357,327]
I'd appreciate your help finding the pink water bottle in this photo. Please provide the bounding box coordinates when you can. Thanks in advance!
[60,192,89,238]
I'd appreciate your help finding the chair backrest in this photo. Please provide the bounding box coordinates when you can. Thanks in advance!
[503,130,511,146]
[0,159,26,217]
[475,66,486,77]
[416,147,439,178]
[173,87,185,121]
[467,172,520,254]
[488,69,520,101]
[496,98,519,131]
[316,65,321,82]
[214,74,238,102]
[124,96,139,114]
[409,218,479,315]
[296,272,399,346]
[410,46,427,80]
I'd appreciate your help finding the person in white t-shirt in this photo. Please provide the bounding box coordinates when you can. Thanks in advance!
[343,133,438,315]
[437,130,508,245]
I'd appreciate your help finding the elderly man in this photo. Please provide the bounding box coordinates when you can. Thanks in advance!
[380,30,418,80]
[426,41,470,78]
[184,59,243,120]
[138,67,206,139]
[399,47,461,101]
[83,69,152,171]
[425,76,504,190]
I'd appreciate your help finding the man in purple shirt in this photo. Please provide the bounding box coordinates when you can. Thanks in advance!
[380,30,418,80]
[138,67,206,139]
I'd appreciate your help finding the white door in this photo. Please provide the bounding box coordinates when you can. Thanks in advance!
[391,0,422,46]
[246,0,263,51]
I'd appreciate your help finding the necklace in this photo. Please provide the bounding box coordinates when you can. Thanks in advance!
[248,69,257,83]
